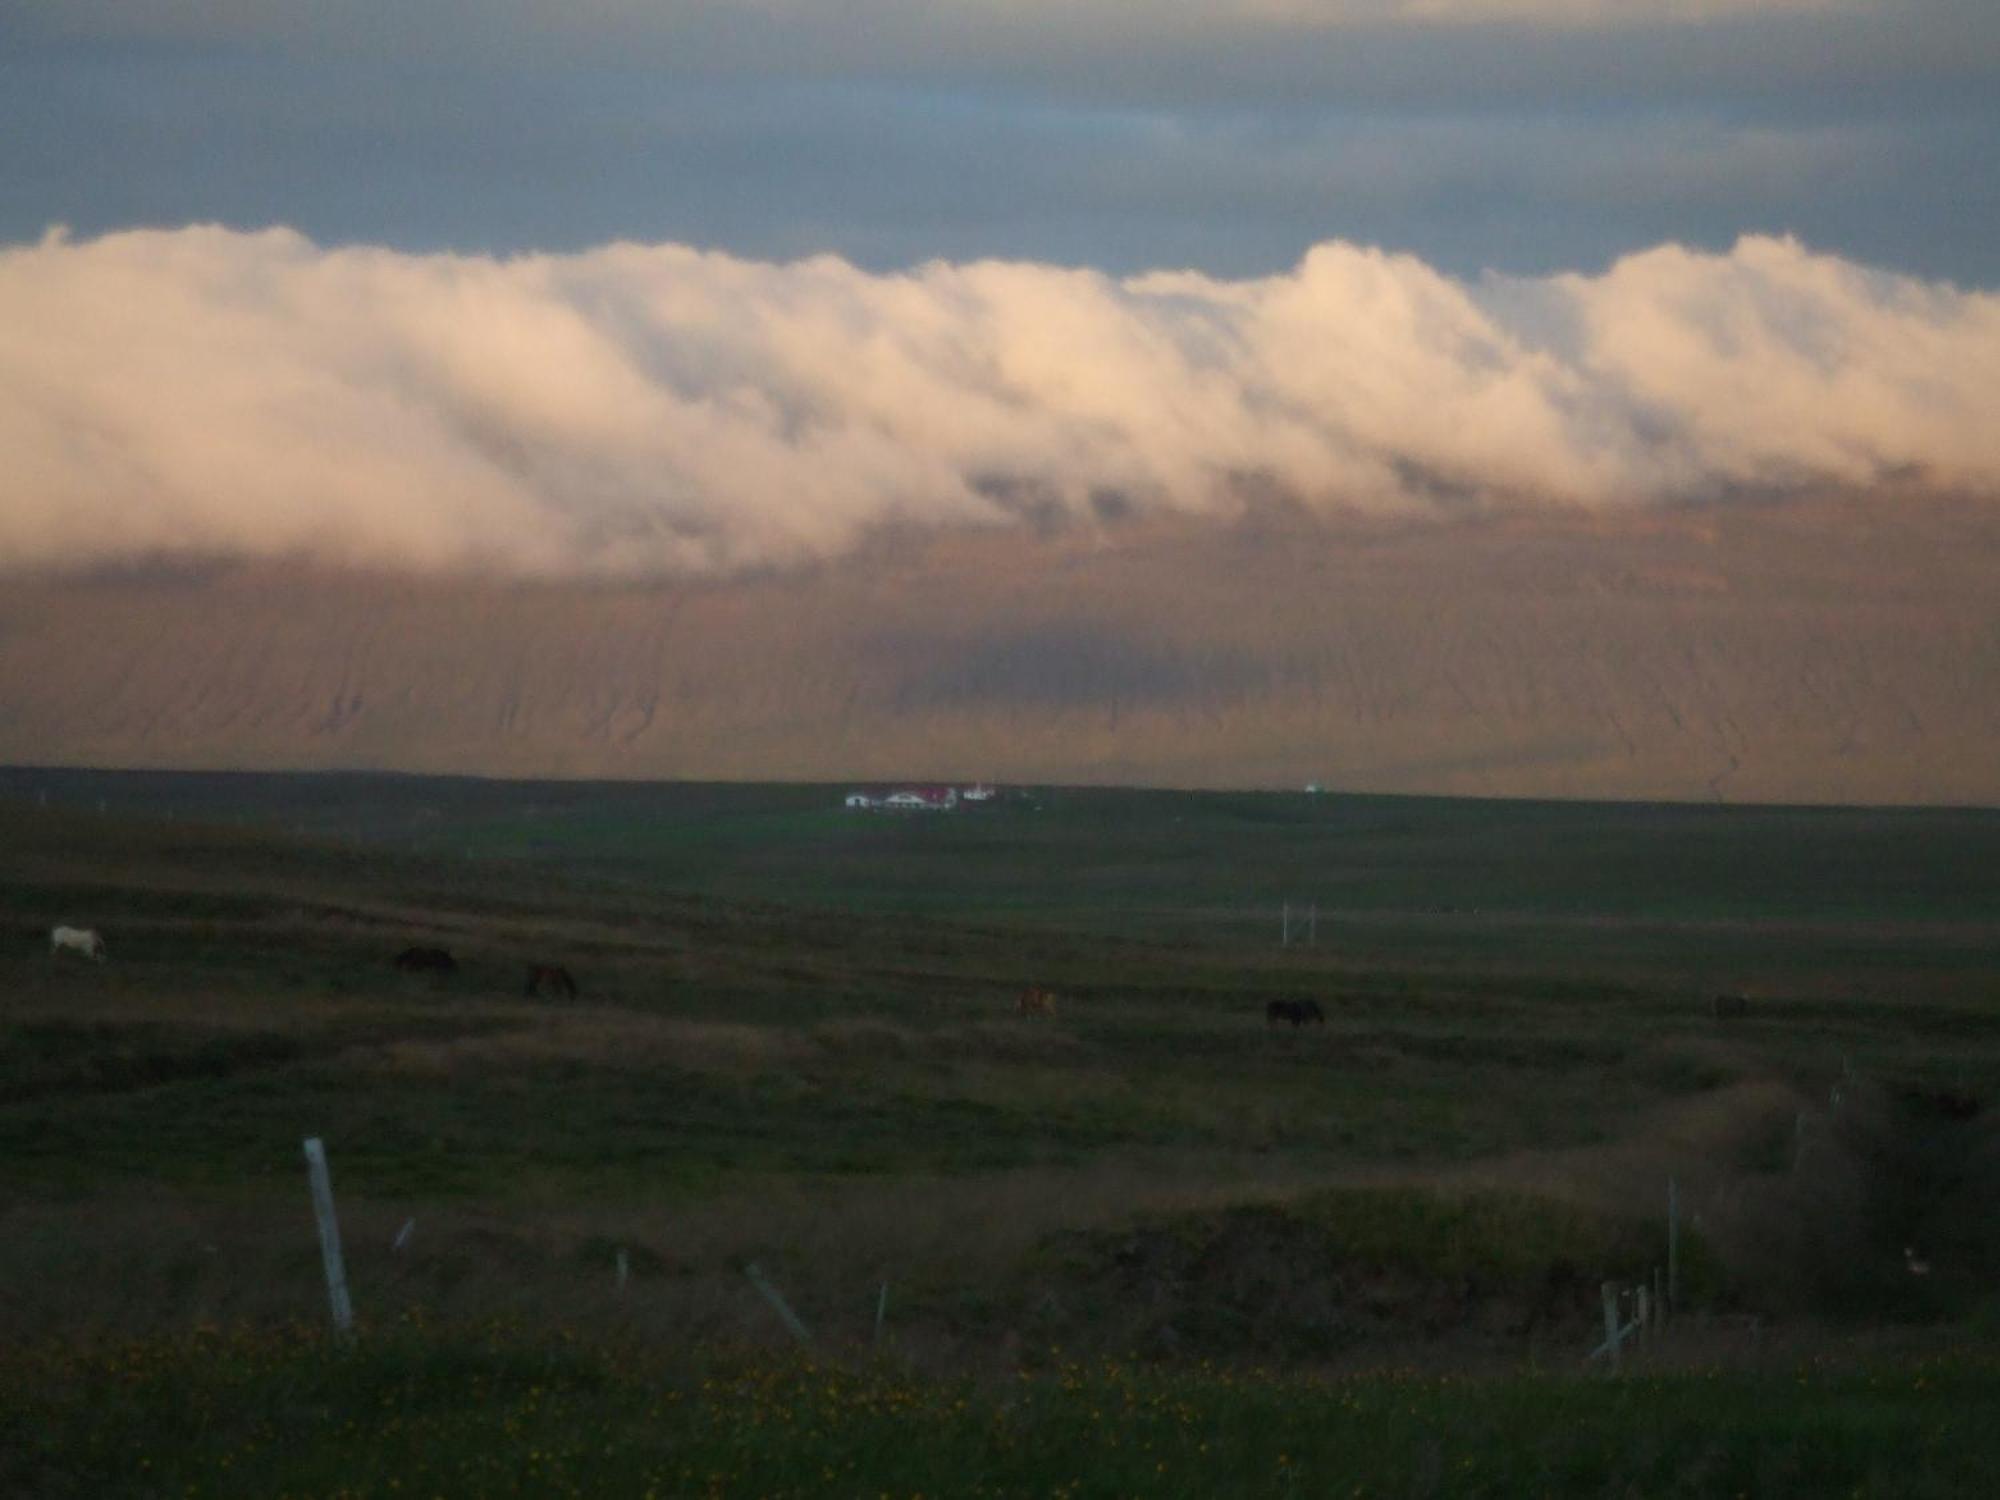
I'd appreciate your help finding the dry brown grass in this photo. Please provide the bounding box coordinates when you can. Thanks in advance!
[0,1153,1379,1354]
[368,1009,812,1077]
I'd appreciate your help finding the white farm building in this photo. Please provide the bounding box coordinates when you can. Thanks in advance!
[843,784,983,812]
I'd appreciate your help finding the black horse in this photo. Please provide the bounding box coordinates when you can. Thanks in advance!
[1265,999,1325,1028]
[393,945,457,976]
[525,963,579,1000]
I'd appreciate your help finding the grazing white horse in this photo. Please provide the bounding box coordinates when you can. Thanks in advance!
[50,926,107,962]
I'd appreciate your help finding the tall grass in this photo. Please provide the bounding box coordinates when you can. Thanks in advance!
[5,1323,1996,1499]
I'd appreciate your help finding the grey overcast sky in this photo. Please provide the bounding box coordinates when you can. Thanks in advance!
[3,1,1997,282]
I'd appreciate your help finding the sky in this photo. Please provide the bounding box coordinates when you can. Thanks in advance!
[1,1,1997,578]
[4,0,1997,282]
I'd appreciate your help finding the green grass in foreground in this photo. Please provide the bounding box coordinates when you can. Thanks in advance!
[5,1325,1995,1499]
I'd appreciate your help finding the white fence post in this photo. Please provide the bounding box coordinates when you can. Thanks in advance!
[745,1262,813,1345]
[874,1282,889,1346]
[302,1137,354,1338]
[1667,1177,1680,1314]
[1601,1281,1621,1373]
[617,1249,630,1291]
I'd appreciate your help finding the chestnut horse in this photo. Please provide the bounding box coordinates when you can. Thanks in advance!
[1018,986,1058,1017]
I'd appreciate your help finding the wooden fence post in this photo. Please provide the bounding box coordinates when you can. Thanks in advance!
[302,1137,354,1339]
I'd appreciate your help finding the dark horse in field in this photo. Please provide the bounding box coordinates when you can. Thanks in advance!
[393,945,457,976]
[525,963,579,1000]
[1266,999,1325,1028]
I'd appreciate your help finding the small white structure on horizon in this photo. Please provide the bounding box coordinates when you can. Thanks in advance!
[844,785,963,811]
[844,783,1000,811]
[884,786,958,811]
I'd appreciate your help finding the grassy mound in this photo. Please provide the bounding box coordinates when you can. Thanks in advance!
[1028,1187,1723,1362]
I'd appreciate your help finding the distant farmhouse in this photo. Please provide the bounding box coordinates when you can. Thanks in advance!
[886,786,957,811]
[844,783,995,812]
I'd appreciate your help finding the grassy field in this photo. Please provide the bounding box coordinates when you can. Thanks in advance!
[3,770,1998,1493]
[8,1326,1999,1499]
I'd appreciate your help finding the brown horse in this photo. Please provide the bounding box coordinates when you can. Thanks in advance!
[1018,986,1058,1018]
[1265,999,1325,1028]
[525,963,579,1000]
[393,946,457,976]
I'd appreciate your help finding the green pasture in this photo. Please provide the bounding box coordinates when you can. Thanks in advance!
[7,767,1997,935]
[3,771,1999,1491]
[6,1326,1997,1500]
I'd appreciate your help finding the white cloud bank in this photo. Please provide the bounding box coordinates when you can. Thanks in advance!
[1,225,1995,576]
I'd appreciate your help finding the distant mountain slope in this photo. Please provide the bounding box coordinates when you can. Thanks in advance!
[2,495,1995,804]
